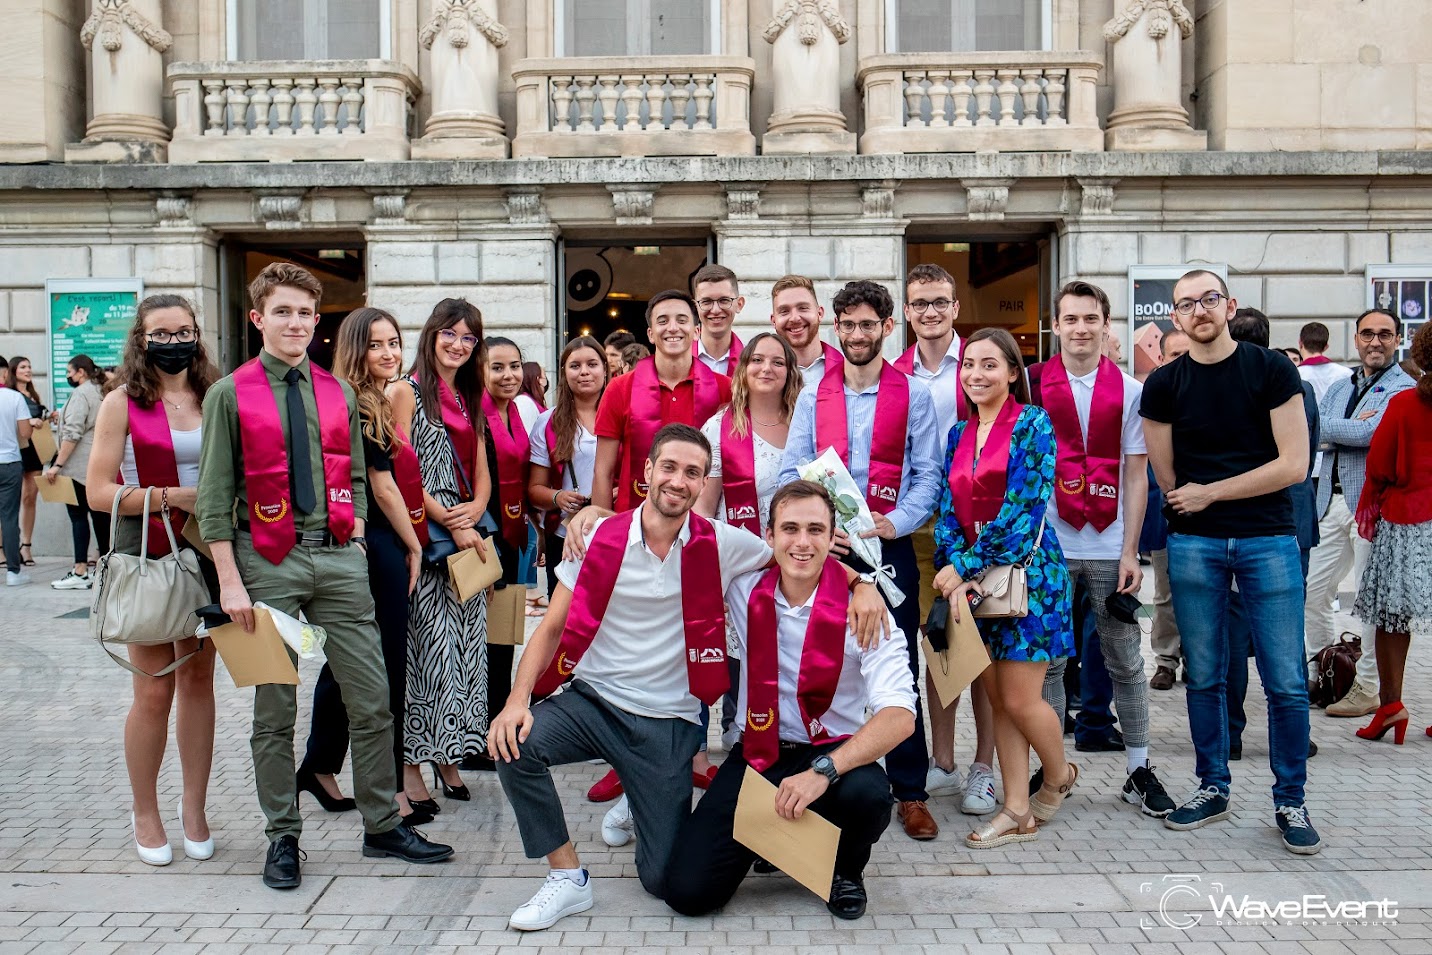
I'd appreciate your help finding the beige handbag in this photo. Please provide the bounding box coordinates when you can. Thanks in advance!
[971,518,1044,620]
[90,487,211,677]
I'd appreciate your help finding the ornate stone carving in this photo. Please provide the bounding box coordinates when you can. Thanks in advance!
[762,0,850,45]
[1103,0,1194,42]
[608,185,655,226]
[370,191,409,226]
[724,185,763,221]
[80,0,172,53]
[761,0,854,152]
[419,0,509,50]
[505,186,549,225]
[154,193,192,227]
[257,192,304,229]
[1079,179,1118,217]
[963,179,1013,221]
[861,181,896,219]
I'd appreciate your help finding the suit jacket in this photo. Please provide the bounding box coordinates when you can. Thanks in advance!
[1291,381,1319,551]
[1314,364,1417,518]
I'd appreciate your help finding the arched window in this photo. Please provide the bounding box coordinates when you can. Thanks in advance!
[556,0,716,57]
[230,0,387,60]
[888,0,1048,53]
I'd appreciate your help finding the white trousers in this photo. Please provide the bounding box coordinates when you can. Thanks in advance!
[1303,493,1377,689]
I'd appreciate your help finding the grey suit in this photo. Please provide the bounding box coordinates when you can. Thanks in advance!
[1305,364,1416,689]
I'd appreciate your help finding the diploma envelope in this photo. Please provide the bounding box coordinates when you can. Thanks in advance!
[38,475,79,506]
[181,514,213,560]
[29,421,58,462]
[732,766,840,902]
[486,584,527,646]
[209,608,300,687]
[447,543,502,604]
[922,602,990,708]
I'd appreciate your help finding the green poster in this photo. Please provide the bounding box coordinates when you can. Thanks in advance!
[46,279,142,409]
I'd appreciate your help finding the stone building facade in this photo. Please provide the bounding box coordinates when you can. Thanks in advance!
[2,1,1431,550]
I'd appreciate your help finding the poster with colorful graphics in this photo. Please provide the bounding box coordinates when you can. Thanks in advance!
[1366,266,1430,362]
[1126,265,1229,381]
[46,279,142,409]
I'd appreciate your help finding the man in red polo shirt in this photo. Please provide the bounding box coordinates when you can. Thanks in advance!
[592,290,732,512]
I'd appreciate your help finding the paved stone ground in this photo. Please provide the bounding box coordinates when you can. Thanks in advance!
[1,556,1429,954]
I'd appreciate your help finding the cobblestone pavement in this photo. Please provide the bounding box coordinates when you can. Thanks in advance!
[1,556,1428,954]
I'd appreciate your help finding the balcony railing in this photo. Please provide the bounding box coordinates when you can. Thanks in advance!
[857,52,1104,154]
[168,60,421,163]
[512,56,756,158]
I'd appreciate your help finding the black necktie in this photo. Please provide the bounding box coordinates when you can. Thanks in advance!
[284,367,317,515]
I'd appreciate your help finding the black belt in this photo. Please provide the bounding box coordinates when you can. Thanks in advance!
[236,519,347,548]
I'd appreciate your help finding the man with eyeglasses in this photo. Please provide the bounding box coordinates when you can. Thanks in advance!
[1306,308,1415,718]
[1140,269,1323,855]
[691,264,745,376]
[779,279,944,841]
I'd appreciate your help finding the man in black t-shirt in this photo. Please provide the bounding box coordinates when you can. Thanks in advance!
[1139,269,1322,856]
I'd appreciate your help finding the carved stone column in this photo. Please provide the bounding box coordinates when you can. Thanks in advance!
[761,0,856,154]
[1102,0,1207,151]
[411,0,510,159]
[66,0,171,162]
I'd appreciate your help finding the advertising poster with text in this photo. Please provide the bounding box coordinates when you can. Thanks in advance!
[47,279,142,409]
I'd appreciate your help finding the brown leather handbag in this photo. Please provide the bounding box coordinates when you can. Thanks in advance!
[1308,633,1361,708]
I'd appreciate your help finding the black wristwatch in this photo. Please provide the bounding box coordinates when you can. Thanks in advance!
[811,753,840,785]
[350,535,368,549]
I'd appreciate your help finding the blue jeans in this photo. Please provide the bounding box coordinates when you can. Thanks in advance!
[1167,533,1309,808]
[1227,547,1311,748]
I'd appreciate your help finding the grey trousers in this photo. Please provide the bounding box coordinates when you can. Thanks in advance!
[1042,557,1152,750]
[0,462,20,573]
[1149,548,1182,671]
[495,680,703,897]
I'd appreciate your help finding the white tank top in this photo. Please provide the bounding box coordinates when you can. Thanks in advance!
[120,426,203,488]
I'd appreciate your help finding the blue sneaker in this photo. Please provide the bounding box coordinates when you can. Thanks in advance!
[1275,805,1323,855]
[1163,786,1231,830]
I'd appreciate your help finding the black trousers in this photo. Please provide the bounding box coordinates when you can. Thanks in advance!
[65,481,111,565]
[664,741,895,916]
[300,523,409,781]
[844,535,927,802]
[544,529,562,597]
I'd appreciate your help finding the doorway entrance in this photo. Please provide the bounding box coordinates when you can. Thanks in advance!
[905,237,1052,360]
[562,239,711,347]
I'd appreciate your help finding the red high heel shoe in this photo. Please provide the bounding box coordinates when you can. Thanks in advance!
[1355,702,1409,744]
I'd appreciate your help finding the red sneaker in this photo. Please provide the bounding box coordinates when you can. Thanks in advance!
[587,768,623,803]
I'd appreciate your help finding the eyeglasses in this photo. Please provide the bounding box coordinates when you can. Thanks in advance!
[437,328,479,349]
[146,328,197,344]
[835,319,883,336]
[1172,292,1228,315]
[908,298,953,313]
[696,297,737,311]
[1356,329,1398,344]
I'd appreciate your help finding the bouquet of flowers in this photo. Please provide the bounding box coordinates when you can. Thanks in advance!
[256,602,328,661]
[799,448,905,606]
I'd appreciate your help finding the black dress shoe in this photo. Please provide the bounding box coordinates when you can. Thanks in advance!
[400,804,437,827]
[1229,741,1243,761]
[752,858,777,874]
[362,822,455,863]
[296,769,357,813]
[1308,739,1318,758]
[263,835,303,889]
[826,875,867,920]
[1075,731,1126,753]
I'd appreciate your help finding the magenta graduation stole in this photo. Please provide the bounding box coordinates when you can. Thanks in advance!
[1041,355,1123,532]
[429,376,478,499]
[893,339,969,423]
[533,508,729,704]
[694,331,744,377]
[719,408,761,534]
[126,395,185,557]
[482,392,531,551]
[233,358,354,565]
[541,416,567,534]
[619,356,722,511]
[743,560,851,772]
[390,426,430,547]
[948,398,1023,545]
[1300,355,1331,366]
[814,359,909,515]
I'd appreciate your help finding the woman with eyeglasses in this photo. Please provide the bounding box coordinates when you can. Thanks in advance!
[390,299,493,814]
[45,354,111,589]
[85,295,220,865]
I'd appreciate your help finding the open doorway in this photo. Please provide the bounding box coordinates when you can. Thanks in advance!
[905,238,1053,360]
[562,240,711,347]
[219,239,366,373]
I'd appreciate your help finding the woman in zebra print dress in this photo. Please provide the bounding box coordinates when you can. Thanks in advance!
[389,298,493,811]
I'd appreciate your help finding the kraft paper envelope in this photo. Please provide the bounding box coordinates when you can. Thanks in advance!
[29,421,57,462]
[209,609,300,687]
[38,475,79,506]
[733,766,840,902]
[922,605,990,708]
[486,584,527,646]
[181,514,213,560]
[448,544,502,604]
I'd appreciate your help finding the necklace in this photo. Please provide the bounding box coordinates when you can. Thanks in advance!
[162,393,190,411]
[752,415,783,427]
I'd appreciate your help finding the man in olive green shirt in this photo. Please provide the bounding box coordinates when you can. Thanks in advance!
[198,262,453,889]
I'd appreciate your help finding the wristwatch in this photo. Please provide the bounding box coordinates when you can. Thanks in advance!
[811,753,840,785]
[350,535,368,549]
[851,572,876,590]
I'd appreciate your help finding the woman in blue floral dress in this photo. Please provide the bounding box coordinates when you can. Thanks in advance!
[933,328,1075,850]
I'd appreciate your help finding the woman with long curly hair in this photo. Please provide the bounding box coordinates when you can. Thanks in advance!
[7,356,46,567]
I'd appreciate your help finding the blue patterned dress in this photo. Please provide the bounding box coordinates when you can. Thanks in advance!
[933,404,1074,662]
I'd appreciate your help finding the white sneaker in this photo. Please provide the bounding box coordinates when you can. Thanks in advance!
[601,795,635,847]
[509,871,594,931]
[926,762,964,796]
[6,571,30,587]
[51,571,92,590]
[961,764,997,815]
[720,726,741,751]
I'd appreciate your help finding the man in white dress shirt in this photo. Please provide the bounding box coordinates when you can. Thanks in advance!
[769,274,838,388]
[664,480,916,921]
[692,264,745,376]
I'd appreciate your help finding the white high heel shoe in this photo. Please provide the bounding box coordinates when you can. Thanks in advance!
[177,802,215,861]
[131,812,172,866]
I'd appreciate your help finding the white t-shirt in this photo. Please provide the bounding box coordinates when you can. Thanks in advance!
[555,505,773,722]
[528,408,598,538]
[0,388,29,464]
[1046,366,1146,561]
[700,411,785,533]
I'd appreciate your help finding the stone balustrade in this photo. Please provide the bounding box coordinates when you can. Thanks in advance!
[168,60,421,163]
[857,52,1105,154]
[512,56,756,158]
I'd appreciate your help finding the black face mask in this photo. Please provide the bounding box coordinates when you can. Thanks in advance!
[65,375,80,388]
[145,341,198,375]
